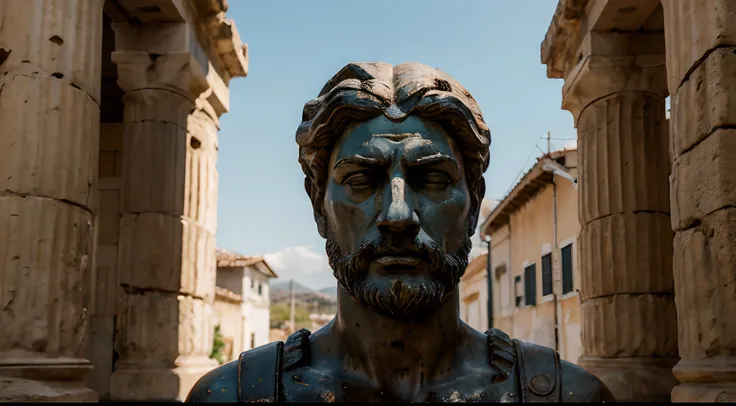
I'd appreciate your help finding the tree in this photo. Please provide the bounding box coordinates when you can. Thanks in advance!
[210,324,226,365]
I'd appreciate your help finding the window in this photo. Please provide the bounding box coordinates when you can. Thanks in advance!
[250,278,254,289]
[251,333,256,349]
[257,283,263,295]
[562,244,574,294]
[514,275,523,307]
[524,264,537,306]
[494,264,507,280]
[541,253,553,296]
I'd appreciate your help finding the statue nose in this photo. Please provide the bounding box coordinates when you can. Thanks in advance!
[377,177,420,236]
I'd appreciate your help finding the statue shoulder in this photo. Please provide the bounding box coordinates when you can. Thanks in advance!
[186,329,312,403]
[185,359,240,402]
[500,333,614,403]
[186,341,286,403]
[558,359,615,403]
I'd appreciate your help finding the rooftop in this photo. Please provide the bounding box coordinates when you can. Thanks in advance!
[216,247,278,278]
[480,148,577,237]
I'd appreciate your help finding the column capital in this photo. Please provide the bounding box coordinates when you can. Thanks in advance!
[111,51,209,101]
[201,62,230,119]
[561,31,668,127]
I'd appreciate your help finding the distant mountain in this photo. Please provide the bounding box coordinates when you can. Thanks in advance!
[270,280,314,295]
[318,286,338,297]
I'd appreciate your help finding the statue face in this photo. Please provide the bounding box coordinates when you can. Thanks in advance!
[323,114,473,318]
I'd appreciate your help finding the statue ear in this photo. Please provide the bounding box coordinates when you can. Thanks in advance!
[305,176,327,238]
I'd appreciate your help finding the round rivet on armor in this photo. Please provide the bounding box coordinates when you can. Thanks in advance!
[528,373,554,396]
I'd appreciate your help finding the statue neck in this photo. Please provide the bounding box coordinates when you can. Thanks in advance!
[330,284,467,393]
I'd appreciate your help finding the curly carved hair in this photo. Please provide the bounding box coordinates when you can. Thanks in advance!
[296,62,491,236]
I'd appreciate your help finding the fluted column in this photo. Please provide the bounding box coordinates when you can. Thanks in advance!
[0,1,102,402]
[663,0,736,402]
[562,32,678,402]
[108,39,221,400]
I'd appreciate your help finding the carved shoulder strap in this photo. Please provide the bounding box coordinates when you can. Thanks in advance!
[512,339,561,403]
[282,328,312,371]
[237,341,284,403]
[484,328,516,383]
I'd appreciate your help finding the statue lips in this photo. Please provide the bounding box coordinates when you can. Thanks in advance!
[371,246,424,274]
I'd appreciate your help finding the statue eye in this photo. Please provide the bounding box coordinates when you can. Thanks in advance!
[419,171,451,189]
[344,172,376,190]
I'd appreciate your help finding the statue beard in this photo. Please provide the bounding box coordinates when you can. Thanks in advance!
[326,235,473,319]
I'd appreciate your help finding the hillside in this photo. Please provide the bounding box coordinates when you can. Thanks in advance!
[318,286,338,296]
[270,280,314,295]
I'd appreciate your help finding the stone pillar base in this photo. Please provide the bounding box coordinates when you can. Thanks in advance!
[109,358,218,401]
[0,358,97,402]
[0,376,98,402]
[578,356,679,402]
[672,357,736,402]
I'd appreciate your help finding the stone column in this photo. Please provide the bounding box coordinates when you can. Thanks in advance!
[562,32,678,402]
[663,0,736,402]
[0,1,102,402]
[108,47,220,401]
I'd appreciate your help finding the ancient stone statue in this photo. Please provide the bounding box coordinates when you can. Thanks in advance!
[186,62,615,403]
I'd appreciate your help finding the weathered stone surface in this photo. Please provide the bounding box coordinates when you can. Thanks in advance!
[120,121,187,216]
[586,0,663,32]
[110,0,190,23]
[104,13,242,403]
[581,293,678,358]
[200,12,250,79]
[113,292,213,366]
[85,316,114,398]
[662,0,736,94]
[670,129,736,231]
[577,92,670,224]
[0,74,100,208]
[562,54,667,126]
[88,243,119,317]
[112,22,201,58]
[578,356,678,403]
[187,108,219,153]
[670,48,736,158]
[185,131,218,233]
[0,0,103,102]
[112,51,209,101]
[122,89,193,128]
[109,361,217,401]
[118,213,214,300]
[0,375,98,402]
[578,212,674,299]
[540,0,591,79]
[672,357,736,402]
[560,30,667,127]
[181,220,217,302]
[673,208,736,361]
[0,196,93,358]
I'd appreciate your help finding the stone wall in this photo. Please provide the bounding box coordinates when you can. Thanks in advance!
[0,0,248,401]
[0,0,104,401]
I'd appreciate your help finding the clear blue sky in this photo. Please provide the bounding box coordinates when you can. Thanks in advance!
[216,0,578,289]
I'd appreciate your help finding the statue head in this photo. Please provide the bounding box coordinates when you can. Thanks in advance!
[296,62,490,319]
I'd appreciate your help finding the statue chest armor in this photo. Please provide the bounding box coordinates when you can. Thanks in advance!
[233,328,562,403]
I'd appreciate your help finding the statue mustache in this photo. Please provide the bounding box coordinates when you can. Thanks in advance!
[347,238,445,273]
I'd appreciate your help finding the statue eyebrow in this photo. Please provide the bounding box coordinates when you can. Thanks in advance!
[333,155,386,170]
[373,133,421,141]
[407,152,459,169]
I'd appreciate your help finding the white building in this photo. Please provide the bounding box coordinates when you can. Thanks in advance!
[215,248,278,355]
